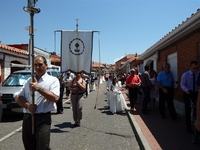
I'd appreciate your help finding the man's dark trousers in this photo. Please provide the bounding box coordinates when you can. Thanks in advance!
[183,92,198,129]
[159,87,177,119]
[141,86,150,113]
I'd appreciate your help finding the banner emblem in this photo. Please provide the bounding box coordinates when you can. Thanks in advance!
[69,38,85,55]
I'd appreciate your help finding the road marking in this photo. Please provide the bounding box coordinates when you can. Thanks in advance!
[0,99,70,143]
[0,127,22,143]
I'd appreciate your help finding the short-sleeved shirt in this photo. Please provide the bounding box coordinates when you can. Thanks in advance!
[140,71,152,87]
[126,74,141,88]
[17,72,60,113]
[157,71,174,87]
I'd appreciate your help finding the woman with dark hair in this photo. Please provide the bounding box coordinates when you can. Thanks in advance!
[68,73,86,127]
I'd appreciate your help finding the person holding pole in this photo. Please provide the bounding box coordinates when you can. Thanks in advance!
[15,56,60,150]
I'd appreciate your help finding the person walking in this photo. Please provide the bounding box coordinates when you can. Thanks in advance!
[89,75,95,92]
[180,61,199,133]
[126,68,141,112]
[157,63,177,120]
[150,70,158,109]
[56,76,65,114]
[68,73,86,127]
[83,75,89,98]
[63,71,72,99]
[15,55,60,150]
[106,75,113,106]
[140,66,153,115]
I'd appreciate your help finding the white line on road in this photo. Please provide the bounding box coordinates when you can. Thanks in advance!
[0,127,22,143]
[0,99,70,143]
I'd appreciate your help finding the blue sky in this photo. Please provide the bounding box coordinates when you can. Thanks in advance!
[0,0,199,64]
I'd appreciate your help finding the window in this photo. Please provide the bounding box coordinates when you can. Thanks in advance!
[2,73,31,86]
[167,52,178,88]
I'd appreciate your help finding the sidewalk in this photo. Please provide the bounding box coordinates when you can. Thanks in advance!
[122,88,200,150]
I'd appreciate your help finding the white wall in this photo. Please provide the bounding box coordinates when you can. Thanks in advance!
[143,53,158,71]
[4,55,27,79]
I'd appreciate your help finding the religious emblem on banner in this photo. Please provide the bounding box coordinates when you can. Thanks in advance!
[69,38,85,55]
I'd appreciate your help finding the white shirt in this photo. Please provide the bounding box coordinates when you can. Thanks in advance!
[106,74,109,78]
[17,72,60,113]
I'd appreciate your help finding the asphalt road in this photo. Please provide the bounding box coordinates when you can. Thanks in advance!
[0,82,140,150]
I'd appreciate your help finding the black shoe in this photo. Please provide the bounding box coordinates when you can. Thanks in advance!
[56,111,63,114]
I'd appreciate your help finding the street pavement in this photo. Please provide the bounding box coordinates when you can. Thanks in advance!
[50,82,140,150]
[2,81,200,150]
[0,82,140,150]
[121,88,200,150]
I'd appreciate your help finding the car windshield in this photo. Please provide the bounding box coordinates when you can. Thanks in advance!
[2,72,31,86]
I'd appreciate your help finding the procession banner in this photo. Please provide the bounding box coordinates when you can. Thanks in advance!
[61,31,93,73]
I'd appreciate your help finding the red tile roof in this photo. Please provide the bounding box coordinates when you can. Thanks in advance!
[50,53,60,62]
[92,62,105,68]
[0,43,28,55]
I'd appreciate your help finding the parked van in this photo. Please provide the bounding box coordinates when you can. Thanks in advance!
[0,67,61,121]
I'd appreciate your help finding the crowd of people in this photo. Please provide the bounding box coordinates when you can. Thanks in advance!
[14,55,200,149]
[106,61,200,136]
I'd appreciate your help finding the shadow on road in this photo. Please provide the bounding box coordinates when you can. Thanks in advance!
[1,111,23,122]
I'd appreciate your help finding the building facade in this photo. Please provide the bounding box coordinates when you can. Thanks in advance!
[138,8,200,115]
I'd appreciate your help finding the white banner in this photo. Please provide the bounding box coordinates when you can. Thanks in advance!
[61,31,93,73]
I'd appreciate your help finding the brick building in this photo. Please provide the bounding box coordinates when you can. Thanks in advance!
[138,8,200,115]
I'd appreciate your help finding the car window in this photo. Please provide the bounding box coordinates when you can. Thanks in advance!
[47,70,60,77]
[2,73,31,86]
[51,71,58,77]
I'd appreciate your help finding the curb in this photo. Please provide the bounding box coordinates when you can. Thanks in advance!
[126,109,152,150]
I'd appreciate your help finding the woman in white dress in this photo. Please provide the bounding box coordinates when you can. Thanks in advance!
[110,77,127,114]
[106,75,113,106]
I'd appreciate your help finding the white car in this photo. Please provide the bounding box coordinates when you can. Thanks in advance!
[0,68,61,119]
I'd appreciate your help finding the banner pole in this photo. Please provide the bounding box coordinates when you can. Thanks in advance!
[23,0,40,135]
[94,31,101,109]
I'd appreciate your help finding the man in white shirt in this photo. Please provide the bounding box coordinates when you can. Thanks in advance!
[15,56,60,150]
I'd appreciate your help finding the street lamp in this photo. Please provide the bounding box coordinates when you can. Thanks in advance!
[23,0,40,135]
